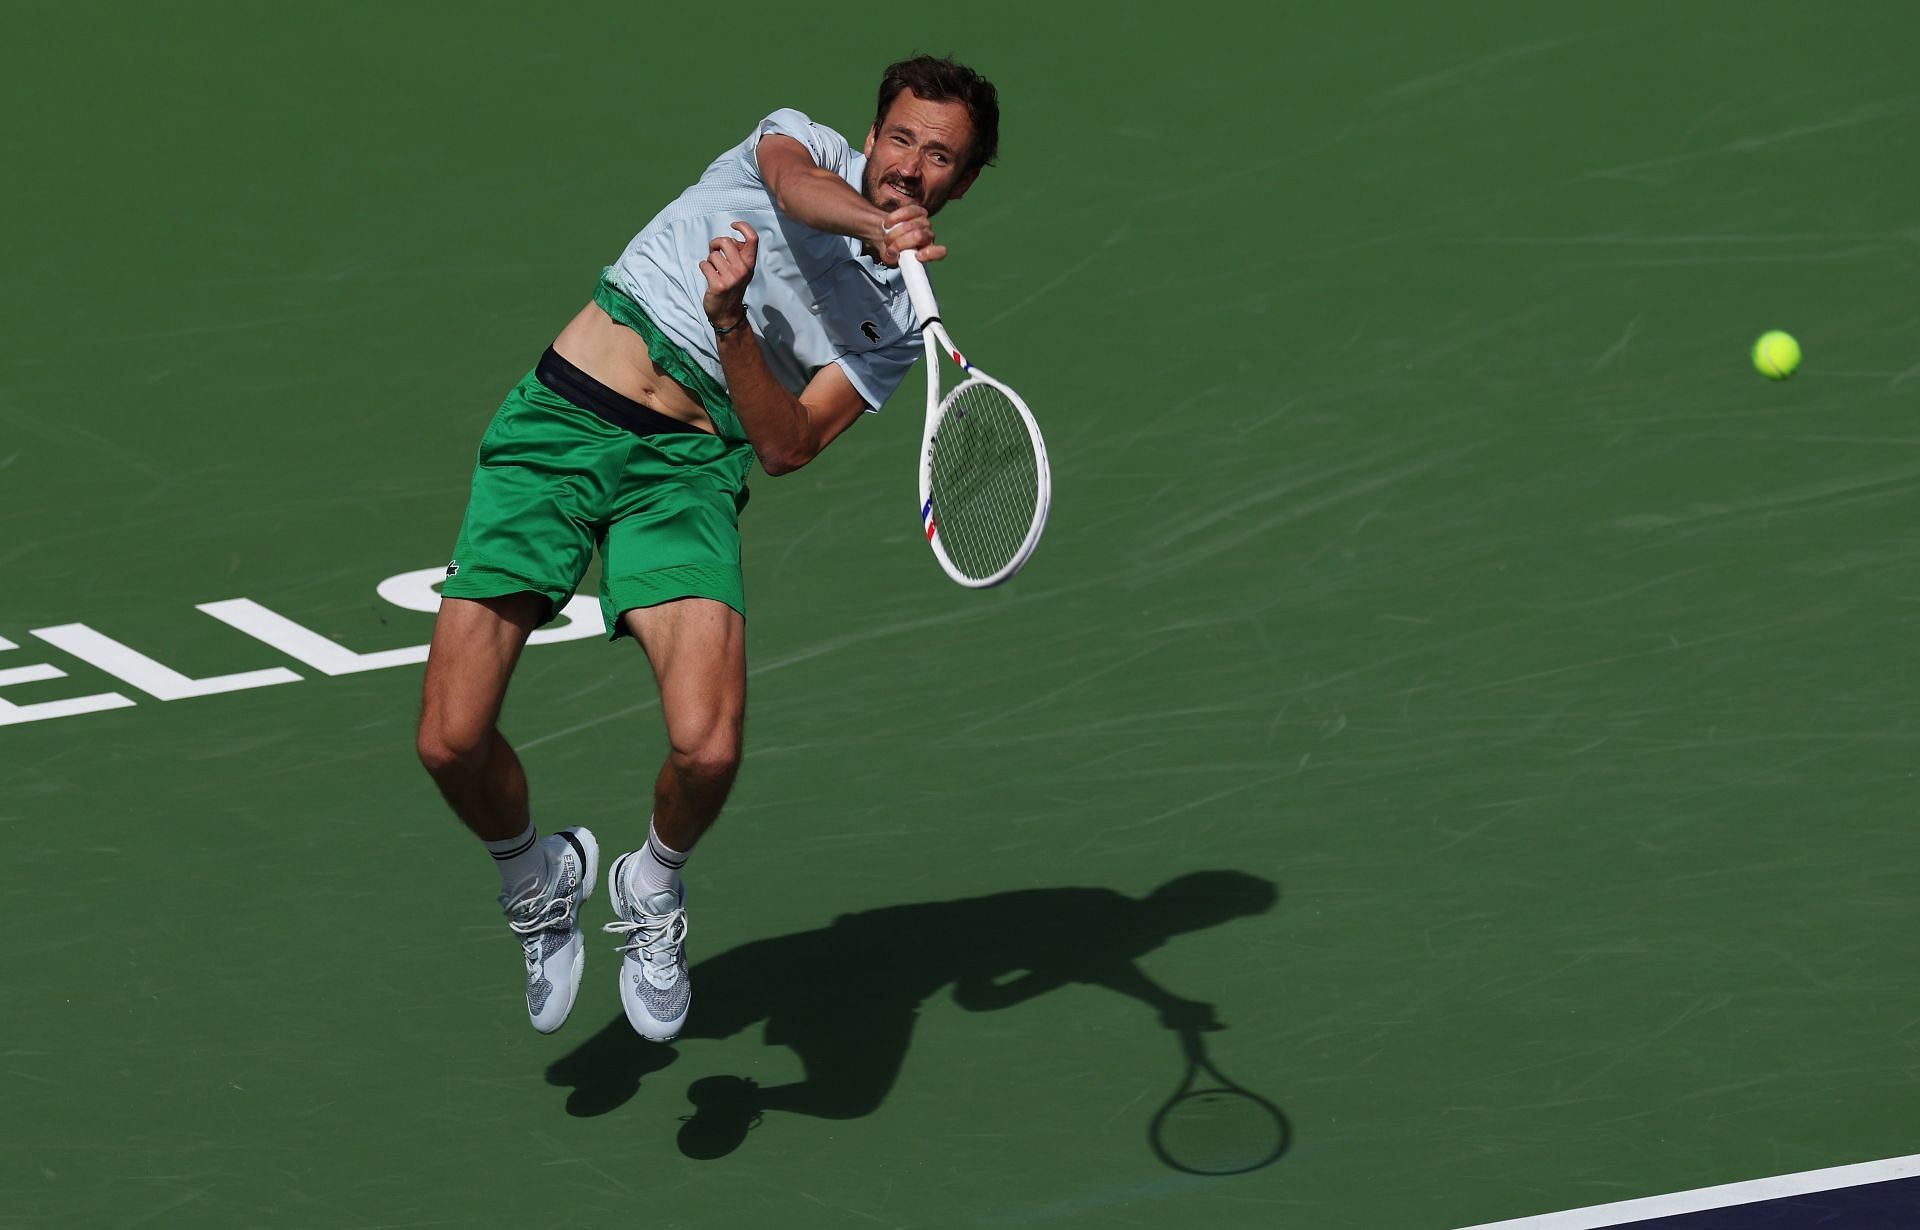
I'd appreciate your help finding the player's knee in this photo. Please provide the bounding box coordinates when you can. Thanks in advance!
[416,721,486,784]
[670,728,741,787]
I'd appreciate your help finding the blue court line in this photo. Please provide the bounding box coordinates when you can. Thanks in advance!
[1453,1155,1920,1229]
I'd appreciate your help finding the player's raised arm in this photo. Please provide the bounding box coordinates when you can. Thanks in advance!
[698,221,867,475]
[755,133,944,265]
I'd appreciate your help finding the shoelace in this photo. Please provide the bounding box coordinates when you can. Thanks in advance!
[603,903,689,970]
[505,892,574,935]
[504,882,576,969]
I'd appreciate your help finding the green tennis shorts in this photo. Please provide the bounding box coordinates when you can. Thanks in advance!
[441,314,754,637]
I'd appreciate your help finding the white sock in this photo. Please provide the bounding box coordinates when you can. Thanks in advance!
[485,822,546,896]
[626,817,688,903]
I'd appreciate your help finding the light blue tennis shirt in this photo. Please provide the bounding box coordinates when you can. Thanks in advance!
[607,109,922,413]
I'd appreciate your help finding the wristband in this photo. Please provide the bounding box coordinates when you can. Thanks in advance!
[711,316,748,336]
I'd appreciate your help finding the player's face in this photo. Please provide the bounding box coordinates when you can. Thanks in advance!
[862,90,980,216]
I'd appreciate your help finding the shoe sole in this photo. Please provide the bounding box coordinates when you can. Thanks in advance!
[532,826,599,1036]
[609,850,687,1043]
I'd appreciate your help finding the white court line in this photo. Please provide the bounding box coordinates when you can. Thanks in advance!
[1452,1154,1920,1229]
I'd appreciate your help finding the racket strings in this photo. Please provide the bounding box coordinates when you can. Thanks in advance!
[928,382,1039,580]
[1153,1086,1288,1175]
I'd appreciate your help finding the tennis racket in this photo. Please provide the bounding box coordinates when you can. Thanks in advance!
[897,250,1051,588]
[1149,1026,1289,1176]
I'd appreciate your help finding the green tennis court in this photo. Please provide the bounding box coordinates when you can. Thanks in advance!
[5,3,1917,1226]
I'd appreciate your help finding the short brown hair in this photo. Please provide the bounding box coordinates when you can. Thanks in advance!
[874,55,1000,176]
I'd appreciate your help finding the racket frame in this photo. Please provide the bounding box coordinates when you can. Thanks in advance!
[1149,1026,1290,1176]
[899,250,1052,588]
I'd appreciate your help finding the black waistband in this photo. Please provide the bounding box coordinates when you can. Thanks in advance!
[535,347,705,437]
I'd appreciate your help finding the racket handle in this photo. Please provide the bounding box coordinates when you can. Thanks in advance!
[897,249,943,329]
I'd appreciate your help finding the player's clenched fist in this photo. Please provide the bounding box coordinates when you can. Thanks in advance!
[701,221,758,332]
[877,205,947,266]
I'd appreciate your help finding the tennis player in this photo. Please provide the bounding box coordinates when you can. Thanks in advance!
[415,56,1000,1039]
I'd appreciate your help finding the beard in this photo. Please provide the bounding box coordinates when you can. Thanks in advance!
[863,161,929,213]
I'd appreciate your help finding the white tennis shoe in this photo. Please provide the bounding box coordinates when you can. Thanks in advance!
[604,852,691,1041]
[500,826,599,1035]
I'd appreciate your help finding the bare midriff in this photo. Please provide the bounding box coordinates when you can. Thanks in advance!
[549,301,717,434]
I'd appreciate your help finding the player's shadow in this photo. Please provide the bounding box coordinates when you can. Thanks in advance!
[547,871,1278,1160]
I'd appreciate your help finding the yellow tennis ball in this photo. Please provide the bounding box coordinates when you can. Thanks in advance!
[1752,330,1801,381]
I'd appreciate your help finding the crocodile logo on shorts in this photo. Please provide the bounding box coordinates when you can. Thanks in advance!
[446,560,459,577]
[861,320,880,343]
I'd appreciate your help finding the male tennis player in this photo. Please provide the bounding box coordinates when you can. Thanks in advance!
[416,56,999,1039]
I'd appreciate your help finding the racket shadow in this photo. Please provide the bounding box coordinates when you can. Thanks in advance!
[544,873,1283,1163]
[1149,1025,1292,1176]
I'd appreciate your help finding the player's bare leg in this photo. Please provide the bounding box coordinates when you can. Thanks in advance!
[419,592,601,1034]
[631,597,747,850]
[605,597,746,1041]
[417,593,546,840]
